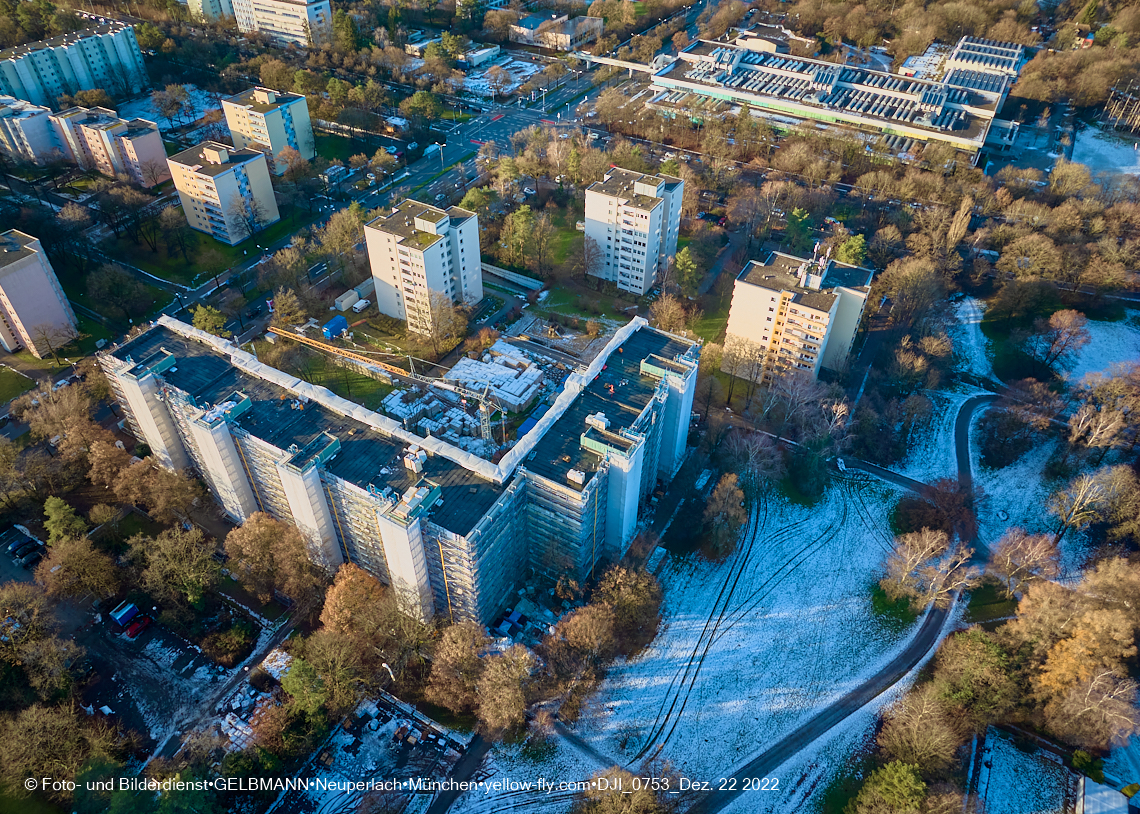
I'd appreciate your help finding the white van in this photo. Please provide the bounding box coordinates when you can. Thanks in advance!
[352,298,371,313]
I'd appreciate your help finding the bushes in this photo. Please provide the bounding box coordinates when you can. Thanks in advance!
[202,620,256,668]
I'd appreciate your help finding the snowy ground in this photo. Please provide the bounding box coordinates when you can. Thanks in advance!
[1071,121,1140,176]
[117,84,220,129]
[1064,310,1140,385]
[974,729,1077,814]
[452,476,920,813]
[465,59,544,97]
[1106,737,1140,788]
[893,385,989,485]
[949,296,998,383]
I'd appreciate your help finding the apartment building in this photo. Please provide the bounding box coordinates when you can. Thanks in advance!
[584,167,683,297]
[191,0,332,46]
[51,106,168,186]
[0,23,148,108]
[723,249,872,382]
[364,200,482,334]
[0,231,78,359]
[222,87,315,174]
[100,314,698,624]
[0,96,59,164]
[168,142,281,246]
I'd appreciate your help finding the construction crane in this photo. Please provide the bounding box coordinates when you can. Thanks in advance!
[267,326,500,447]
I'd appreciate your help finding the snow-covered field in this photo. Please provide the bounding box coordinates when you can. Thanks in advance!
[1065,310,1140,385]
[1071,121,1140,176]
[452,476,918,813]
[950,296,998,383]
[893,386,988,485]
[117,84,220,129]
[974,729,1077,814]
[465,59,544,97]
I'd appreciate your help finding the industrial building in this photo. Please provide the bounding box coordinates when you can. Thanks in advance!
[0,230,79,359]
[584,167,684,297]
[724,249,872,381]
[364,200,482,335]
[100,315,698,625]
[648,35,1025,161]
[190,0,332,46]
[50,106,168,186]
[0,23,148,108]
[168,142,281,245]
[223,87,314,173]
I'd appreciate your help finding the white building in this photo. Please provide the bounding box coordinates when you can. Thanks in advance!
[191,0,332,46]
[584,166,683,297]
[51,106,169,186]
[723,249,872,381]
[222,87,315,174]
[0,230,78,359]
[0,96,60,164]
[0,23,148,108]
[168,142,281,246]
[364,200,482,335]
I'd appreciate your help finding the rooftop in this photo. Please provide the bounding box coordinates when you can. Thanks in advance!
[515,12,567,29]
[524,328,694,489]
[108,325,505,537]
[0,230,37,271]
[365,199,476,251]
[169,142,265,177]
[588,167,682,210]
[737,250,873,312]
[0,96,50,118]
[223,87,305,115]
[0,23,132,61]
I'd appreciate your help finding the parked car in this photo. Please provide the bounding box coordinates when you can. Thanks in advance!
[407,142,419,151]
[385,145,398,155]
[523,187,537,196]
[245,304,264,319]
[125,616,151,639]
[352,298,371,313]
[366,173,376,180]
[4,534,32,555]
[18,548,43,569]
[11,540,39,561]
[435,193,447,202]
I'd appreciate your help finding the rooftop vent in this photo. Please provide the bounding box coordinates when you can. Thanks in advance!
[586,412,610,431]
[568,468,586,485]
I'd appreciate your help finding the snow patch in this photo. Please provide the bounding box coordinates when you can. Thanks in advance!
[1065,311,1140,385]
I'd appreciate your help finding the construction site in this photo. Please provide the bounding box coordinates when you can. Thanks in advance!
[99,313,701,626]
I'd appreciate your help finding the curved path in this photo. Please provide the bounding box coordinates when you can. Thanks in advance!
[684,392,997,814]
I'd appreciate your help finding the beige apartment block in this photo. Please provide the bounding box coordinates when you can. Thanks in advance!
[724,250,872,382]
[364,200,481,335]
[0,230,78,359]
[168,142,281,246]
[0,96,61,164]
[222,87,315,174]
[584,166,683,297]
[51,106,169,186]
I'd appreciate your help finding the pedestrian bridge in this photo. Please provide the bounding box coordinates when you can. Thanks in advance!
[571,52,674,74]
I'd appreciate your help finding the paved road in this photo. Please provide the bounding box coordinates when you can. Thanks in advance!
[683,393,997,814]
[424,735,493,814]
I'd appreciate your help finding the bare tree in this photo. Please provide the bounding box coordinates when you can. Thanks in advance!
[228,192,270,243]
[723,430,783,498]
[878,684,964,772]
[649,294,687,333]
[1068,403,1125,462]
[989,528,1061,598]
[882,528,980,608]
[29,322,80,366]
[1021,309,1091,375]
[1043,670,1140,750]
[1049,471,1110,544]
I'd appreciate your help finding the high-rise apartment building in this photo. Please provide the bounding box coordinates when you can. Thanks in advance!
[51,106,168,186]
[168,142,281,246]
[189,0,332,46]
[723,249,872,382]
[584,167,683,297]
[99,314,698,624]
[0,23,148,108]
[222,87,315,174]
[364,200,482,334]
[0,96,59,164]
[0,230,79,359]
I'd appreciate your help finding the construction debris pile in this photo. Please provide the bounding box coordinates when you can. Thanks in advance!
[381,387,491,457]
[444,339,545,412]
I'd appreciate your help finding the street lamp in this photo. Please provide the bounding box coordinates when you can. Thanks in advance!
[434,143,446,173]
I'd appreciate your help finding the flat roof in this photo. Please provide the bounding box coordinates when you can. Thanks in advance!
[738,250,873,310]
[588,167,682,210]
[0,230,37,271]
[525,328,694,489]
[223,87,305,114]
[0,96,50,117]
[109,326,505,536]
[365,199,475,251]
[169,142,265,177]
[0,23,130,60]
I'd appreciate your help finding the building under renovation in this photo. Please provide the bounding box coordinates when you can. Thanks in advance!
[100,316,698,625]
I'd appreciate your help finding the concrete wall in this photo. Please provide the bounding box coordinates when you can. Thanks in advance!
[0,239,78,358]
[821,286,868,372]
[187,417,259,522]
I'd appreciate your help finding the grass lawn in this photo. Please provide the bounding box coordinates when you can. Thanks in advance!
[0,791,65,814]
[690,300,729,343]
[0,364,34,403]
[540,285,628,321]
[11,316,115,375]
[965,578,1018,628]
[53,260,172,322]
[102,211,319,287]
[315,133,372,164]
[547,207,581,265]
[442,110,473,122]
[163,140,183,156]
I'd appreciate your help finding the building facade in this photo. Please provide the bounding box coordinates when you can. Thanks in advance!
[222,87,315,174]
[584,167,683,297]
[100,315,698,624]
[723,249,872,382]
[364,200,482,334]
[509,12,602,50]
[0,23,148,109]
[0,230,78,359]
[51,106,168,186]
[192,0,332,46]
[168,142,281,246]
[0,96,59,164]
